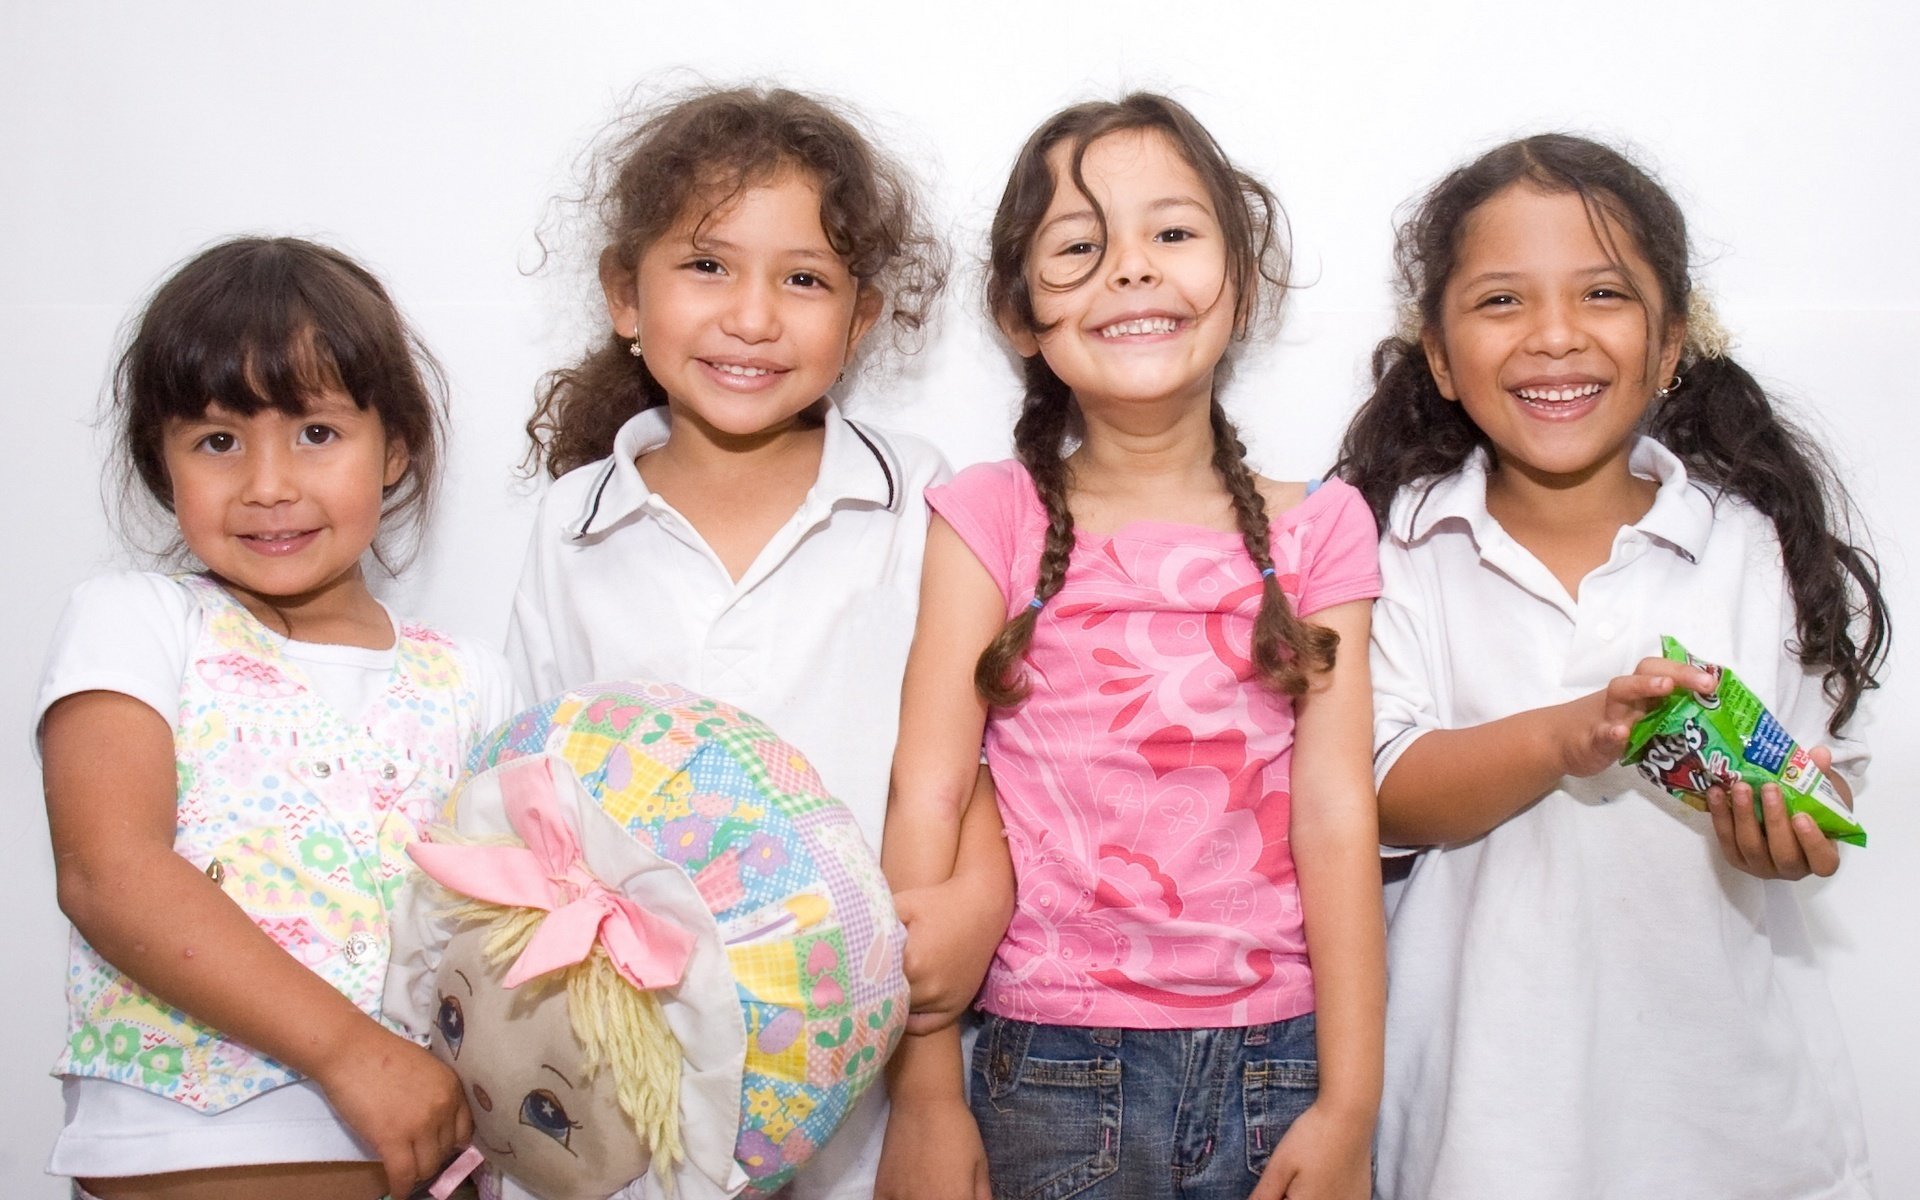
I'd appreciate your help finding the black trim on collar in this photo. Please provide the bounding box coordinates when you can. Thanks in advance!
[844,419,897,512]
[573,457,620,539]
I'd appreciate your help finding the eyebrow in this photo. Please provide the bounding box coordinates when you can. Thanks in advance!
[452,969,473,996]
[687,236,843,266]
[1038,196,1210,237]
[1456,265,1632,288]
[542,1063,576,1089]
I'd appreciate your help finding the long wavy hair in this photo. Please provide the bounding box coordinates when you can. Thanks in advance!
[527,85,947,478]
[1331,134,1888,733]
[974,92,1336,705]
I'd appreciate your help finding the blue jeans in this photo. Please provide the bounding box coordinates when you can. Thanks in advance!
[969,1012,1320,1200]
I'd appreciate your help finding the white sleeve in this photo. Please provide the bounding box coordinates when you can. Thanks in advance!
[504,491,568,704]
[460,638,526,737]
[32,572,197,759]
[1369,542,1441,792]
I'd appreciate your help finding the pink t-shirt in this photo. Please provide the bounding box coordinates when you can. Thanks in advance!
[928,462,1380,1029]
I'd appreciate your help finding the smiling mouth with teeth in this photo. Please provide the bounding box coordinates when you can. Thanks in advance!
[1514,382,1604,404]
[708,361,779,377]
[1098,317,1180,338]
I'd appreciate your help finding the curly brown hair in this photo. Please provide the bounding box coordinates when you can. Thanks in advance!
[526,85,948,479]
[973,93,1337,706]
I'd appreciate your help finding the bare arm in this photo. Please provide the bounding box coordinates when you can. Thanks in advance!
[875,516,1007,1200]
[1252,600,1381,1200]
[42,691,469,1197]
[881,515,1006,890]
[896,765,1015,1033]
[1377,658,1718,847]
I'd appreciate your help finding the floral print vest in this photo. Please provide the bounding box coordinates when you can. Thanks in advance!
[57,574,479,1112]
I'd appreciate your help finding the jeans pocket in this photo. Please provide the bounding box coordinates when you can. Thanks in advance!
[970,1018,1121,1200]
[1243,1056,1319,1176]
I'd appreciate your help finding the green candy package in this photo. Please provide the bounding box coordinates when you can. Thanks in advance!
[1619,636,1866,848]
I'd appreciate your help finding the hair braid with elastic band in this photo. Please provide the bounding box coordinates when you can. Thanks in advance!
[1210,400,1339,695]
[974,361,1078,706]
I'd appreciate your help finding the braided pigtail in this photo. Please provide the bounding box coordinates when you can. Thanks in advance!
[1210,401,1340,694]
[974,361,1078,706]
[1648,355,1888,734]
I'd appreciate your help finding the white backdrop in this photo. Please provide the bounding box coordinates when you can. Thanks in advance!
[4,2,1915,1195]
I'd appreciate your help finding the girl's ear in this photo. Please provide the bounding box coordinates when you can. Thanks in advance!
[599,247,642,341]
[383,436,410,491]
[1658,313,1687,385]
[994,303,1041,358]
[1421,327,1459,401]
[845,286,885,358]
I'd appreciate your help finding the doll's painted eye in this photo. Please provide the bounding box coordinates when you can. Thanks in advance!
[436,994,464,1057]
[521,1088,580,1150]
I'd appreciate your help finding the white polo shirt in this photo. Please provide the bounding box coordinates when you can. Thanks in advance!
[1371,438,1873,1200]
[506,406,944,1200]
[506,403,948,855]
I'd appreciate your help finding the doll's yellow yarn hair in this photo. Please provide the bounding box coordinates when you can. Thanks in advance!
[439,885,686,1184]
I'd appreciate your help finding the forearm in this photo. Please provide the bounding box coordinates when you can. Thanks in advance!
[1377,699,1585,846]
[950,769,1014,923]
[887,1022,968,1105]
[57,846,381,1079]
[1292,806,1385,1119]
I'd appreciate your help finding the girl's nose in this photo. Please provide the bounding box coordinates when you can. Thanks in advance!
[721,278,781,342]
[1525,298,1584,355]
[1106,238,1159,289]
[240,445,299,505]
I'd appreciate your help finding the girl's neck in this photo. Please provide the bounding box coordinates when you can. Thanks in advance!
[641,402,825,483]
[1485,452,1658,598]
[637,405,828,582]
[1067,391,1238,533]
[217,567,394,649]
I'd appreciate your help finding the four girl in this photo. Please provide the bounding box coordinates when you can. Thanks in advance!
[34,87,1883,1200]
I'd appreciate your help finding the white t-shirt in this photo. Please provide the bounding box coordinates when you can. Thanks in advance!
[505,404,945,1200]
[1370,439,1873,1200]
[34,571,519,1178]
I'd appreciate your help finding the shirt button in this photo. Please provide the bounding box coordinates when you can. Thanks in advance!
[381,763,397,780]
[343,932,380,965]
[312,761,332,778]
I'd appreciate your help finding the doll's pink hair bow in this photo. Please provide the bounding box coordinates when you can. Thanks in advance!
[409,755,696,992]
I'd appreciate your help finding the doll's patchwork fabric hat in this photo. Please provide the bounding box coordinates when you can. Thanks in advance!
[389,681,908,1200]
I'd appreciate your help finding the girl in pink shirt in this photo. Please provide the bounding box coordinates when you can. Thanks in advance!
[877,94,1384,1200]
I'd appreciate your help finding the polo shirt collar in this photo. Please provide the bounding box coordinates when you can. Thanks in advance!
[1393,436,1715,563]
[565,402,898,540]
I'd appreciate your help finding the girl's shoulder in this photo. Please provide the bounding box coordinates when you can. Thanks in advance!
[837,417,950,494]
[34,572,203,752]
[387,614,522,730]
[1266,476,1378,548]
[926,458,1038,527]
[61,569,203,632]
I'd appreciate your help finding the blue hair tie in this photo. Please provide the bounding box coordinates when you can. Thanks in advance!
[1260,567,1276,580]
[1028,597,1046,611]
